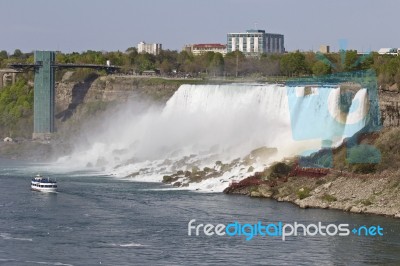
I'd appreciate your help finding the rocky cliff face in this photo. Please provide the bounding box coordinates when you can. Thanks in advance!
[379,90,400,127]
[55,74,183,123]
[56,75,180,109]
[55,74,400,129]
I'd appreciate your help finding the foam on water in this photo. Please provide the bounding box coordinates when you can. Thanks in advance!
[56,84,369,192]
[110,242,147,248]
[0,233,33,242]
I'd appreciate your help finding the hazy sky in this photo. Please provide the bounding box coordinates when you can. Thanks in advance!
[0,0,398,53]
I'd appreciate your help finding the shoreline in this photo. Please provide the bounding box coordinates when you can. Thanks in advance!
[224,172,400,219]
[1,147,399,219]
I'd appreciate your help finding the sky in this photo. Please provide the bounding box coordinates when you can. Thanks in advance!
[0,0,399,53]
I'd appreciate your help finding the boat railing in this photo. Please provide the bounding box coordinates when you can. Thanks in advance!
[31,178,57,183]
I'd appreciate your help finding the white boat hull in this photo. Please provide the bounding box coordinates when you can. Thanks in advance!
[31,185,57,193]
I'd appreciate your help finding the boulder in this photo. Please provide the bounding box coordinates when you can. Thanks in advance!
[3,137,13,142]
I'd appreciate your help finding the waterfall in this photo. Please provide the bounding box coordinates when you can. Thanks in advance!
[57,84,369,191]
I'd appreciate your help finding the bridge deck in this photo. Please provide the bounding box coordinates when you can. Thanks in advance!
[8,63,120,72]
[0,68,24,73]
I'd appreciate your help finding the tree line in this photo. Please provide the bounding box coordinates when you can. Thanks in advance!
[1,48,400,89]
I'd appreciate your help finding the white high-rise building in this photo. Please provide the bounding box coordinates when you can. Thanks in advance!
[227,29,284,56]
[137,41,162,55]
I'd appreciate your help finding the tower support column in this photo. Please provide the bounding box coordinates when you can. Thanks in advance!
[32,51,56,140]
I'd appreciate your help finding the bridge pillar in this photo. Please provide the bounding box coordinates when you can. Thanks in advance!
[0,73,4,89]
[12,73,16,85]
[32,51,56,140]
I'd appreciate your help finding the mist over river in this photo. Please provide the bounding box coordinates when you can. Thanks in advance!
[0,159,399,265]
[58,84,372,192]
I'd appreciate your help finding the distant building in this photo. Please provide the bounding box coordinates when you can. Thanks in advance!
[137,41,162,55]
[183,43,227,56]
[227,29,284,56]
[182,44,192,54]
[319,45,330,54]
[378,48,399,55]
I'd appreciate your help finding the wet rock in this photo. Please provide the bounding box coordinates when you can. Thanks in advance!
[250,191,261,197]
[163,175,172,183]
[245,147,278,164]
[344,204,352,212]
[321,203,329,209]
[126,172,139,178]
[203,167,212,173]
[173,182,182,187]
[191,166,200,173]
[258,185,273,198]
[298,201,309,209]
[278,187,290,197]
[350,206,362,213]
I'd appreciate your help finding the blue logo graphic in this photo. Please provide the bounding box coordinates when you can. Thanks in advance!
[285,41,382,168]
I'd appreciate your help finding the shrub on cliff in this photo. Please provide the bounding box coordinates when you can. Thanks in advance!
[351,163,377,174]
[346,144,380,173]
[321,193,337,202]
[297,187,311,199]
[269,162,292,179]
[0,79,33,138]
[375,128,400,171]
[256,162,292,180]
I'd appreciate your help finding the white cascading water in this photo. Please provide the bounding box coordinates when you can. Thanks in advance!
[57,84,369,192]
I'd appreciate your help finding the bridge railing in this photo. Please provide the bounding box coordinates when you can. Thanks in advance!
[8,63,121,73]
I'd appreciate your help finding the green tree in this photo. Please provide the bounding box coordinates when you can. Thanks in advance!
[258,54,281,76]
[312,61,331,76]
[177,51,193,72]
[224,51,245,77]
[12,49,23,58]
[134,53,155,72]
[209,53,224,76]
[158,59,173,74]
[280,51,307,76]
[343,50,359,72]
[0,50,8,60]
[359,53,374,70]
[125,47,137,54]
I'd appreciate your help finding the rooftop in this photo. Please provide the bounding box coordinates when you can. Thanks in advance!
[192,44,226,48]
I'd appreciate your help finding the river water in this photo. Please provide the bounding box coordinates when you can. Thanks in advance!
[0,159,399,265]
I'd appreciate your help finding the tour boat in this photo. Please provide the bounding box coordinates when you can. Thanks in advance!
[31,174,57,193]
